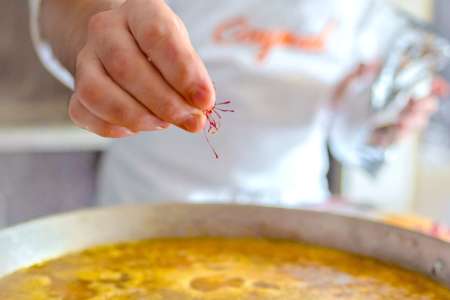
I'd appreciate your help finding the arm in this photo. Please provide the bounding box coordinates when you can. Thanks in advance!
[35,0,215,137]
[328,0,444,172]
[328,63,440,172]
[40,0,123,74]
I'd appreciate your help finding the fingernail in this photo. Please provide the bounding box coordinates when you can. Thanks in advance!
[115,128,136,137]
[180,112,204,132]
[155,125,170,130]
[139,115,170,131]
[191,85,213,108]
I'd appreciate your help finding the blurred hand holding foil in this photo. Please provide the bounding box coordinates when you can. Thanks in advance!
[330,13,450,176]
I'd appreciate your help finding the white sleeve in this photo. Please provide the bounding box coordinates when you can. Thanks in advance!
[29,0,74,89]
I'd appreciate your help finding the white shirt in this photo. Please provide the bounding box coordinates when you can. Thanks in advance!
[29,0,404,206]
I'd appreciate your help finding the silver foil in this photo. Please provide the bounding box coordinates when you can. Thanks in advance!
[360,16,449,175]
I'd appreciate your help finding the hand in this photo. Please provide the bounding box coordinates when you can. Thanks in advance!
[61,0,215,137]
[371,78,448,147]
[333,63,448,147]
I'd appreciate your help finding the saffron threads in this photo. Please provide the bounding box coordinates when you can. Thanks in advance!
[204,100,234,159]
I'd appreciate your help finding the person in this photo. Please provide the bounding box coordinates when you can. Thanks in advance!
[29,0,444,206]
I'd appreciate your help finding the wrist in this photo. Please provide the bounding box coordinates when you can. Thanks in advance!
[40,0,125,73]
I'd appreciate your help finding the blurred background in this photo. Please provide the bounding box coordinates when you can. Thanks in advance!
[0,0,449,228]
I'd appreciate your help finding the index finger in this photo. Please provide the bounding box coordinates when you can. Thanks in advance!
[125,0,215,110]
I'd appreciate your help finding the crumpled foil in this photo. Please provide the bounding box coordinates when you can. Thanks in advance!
[362,17,450,175]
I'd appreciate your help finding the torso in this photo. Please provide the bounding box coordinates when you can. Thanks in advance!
[98,0,384,206]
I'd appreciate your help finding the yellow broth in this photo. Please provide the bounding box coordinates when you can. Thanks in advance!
[0,238,449,299]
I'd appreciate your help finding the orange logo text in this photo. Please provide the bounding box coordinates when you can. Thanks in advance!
[214,17,336,61]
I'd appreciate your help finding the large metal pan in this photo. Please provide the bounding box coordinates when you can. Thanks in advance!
[0,203,449,288]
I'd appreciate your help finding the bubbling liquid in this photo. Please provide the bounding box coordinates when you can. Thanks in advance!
[0,238,449,299]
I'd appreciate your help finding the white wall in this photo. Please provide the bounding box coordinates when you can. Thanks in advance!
[389,0,433,19]
[413,0,450,223]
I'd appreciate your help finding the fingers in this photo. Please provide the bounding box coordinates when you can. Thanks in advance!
[333,61,381,104]
[403,97,439,117]
[399,97,439,132]
[125,0,215,110]
[373,96,439,146]
[71,0,215,137]
[69,96,135,138]
[75,48,170,132]
[399,113,428,132]
[409,97,439,114]
[88,9,205,132]
[432,77,450,97]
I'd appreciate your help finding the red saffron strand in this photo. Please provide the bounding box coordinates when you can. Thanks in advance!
[203,100,234,159]
[203,131,220,159]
